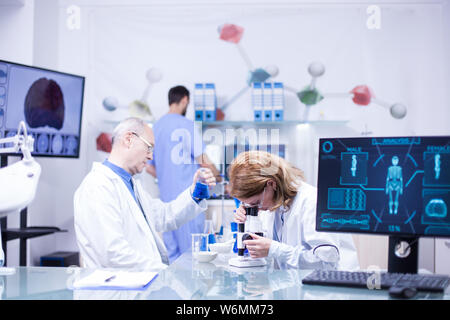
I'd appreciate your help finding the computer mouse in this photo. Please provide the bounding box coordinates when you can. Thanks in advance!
[388,286,418,299]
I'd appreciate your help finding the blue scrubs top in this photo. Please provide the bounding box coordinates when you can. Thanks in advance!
[149,113,205,262]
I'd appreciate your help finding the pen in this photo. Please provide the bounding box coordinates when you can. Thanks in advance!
[104,275,116,282]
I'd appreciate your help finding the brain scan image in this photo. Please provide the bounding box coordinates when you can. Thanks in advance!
[1,60,84,157]
[24,78,65,130]
[65,135,78,155]
[36,133,50,153]
[51,134,64,154]
[0,64,6,84]
[425,199,447,218]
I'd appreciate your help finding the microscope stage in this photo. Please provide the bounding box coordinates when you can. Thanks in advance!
[228,257,267,268]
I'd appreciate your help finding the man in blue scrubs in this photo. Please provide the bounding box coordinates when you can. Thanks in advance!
[146,85,219,262]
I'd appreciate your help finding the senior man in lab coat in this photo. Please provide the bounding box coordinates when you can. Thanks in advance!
[74,117,215,271]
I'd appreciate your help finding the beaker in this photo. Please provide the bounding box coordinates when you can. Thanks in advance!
[192,233,209,256]
[192,169,210,199]
[204,219,216,244]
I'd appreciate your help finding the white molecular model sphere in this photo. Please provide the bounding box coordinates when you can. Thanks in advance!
[102,96,119,112]
[146,68,163,83]
[390,103,407,119]
[265,65,279,78]
[308,61,325,77]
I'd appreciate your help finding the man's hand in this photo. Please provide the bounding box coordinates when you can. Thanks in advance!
[243,233,271,259]
[190,168,216,195]
[196,153,222,182]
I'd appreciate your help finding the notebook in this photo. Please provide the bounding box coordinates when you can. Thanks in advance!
[71,270,158,290]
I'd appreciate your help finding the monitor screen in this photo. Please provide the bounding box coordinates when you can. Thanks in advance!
[316,136,450,238]
[0,60,85,158]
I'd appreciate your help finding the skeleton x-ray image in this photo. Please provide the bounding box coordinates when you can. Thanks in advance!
[340,152,368,185]
[385,156,403,215]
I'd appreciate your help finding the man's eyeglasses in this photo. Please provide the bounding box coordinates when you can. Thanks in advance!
[131,132,154,154]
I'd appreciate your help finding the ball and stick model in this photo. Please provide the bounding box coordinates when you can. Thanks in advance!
[217,23,407,122]
[290,61,407,121]
[217,23,279,120]
[102,67,163,122]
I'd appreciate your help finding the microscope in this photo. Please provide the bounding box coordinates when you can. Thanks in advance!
[228,206,267,268]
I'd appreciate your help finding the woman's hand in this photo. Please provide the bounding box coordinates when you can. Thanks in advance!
[234,205,247,224]
[243,233,271,258]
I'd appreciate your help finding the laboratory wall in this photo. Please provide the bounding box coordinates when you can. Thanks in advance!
[1,0,449,271]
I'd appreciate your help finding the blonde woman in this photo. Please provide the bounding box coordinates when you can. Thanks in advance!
[229,150,359,270]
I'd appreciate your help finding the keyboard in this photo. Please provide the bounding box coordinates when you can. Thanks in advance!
[302,270,450,293]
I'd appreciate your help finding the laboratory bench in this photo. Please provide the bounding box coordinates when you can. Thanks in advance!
[0,251,449,300]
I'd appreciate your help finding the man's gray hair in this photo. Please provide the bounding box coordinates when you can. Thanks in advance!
[112,117,148,146]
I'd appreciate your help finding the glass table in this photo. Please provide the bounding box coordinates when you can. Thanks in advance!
[1,251,449,300]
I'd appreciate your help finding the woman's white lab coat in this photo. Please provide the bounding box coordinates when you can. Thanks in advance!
[260,181,360,270]
[74,163,207,271]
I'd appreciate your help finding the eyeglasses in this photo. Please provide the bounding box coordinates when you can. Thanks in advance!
[241,186,266,209]
[131,132,154,154]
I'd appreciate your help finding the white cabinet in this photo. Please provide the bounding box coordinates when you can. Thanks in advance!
[435,238,450,275]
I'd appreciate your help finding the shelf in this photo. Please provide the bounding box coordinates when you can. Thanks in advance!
[201,120,348,128]
[102,119,155,126]
[1,227,66,241]
[207,195,233,201]
[101,119,347,128]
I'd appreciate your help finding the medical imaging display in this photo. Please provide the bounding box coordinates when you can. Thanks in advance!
[0,60,84,157]
[25,78,65,130]
[316,137,450,237]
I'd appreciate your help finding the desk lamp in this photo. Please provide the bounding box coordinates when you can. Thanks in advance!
[0,121,41,273]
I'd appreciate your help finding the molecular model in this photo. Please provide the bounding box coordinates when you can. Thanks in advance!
[293,61,407,121]
[102,67,163,122]
[97,68,162,153]
[217,23,407,122]
[217,23,279,120]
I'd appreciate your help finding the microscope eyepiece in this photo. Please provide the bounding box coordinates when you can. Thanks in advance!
[244,206,259,216]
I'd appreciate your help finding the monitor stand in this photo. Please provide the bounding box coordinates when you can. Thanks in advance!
[387,236,419,274]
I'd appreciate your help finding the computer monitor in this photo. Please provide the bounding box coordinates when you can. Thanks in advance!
[0,60,85,158]
[316,136,450,273]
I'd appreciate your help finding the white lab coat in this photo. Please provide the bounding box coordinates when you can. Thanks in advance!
[73,162,207,271]
[260,181,360,271]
